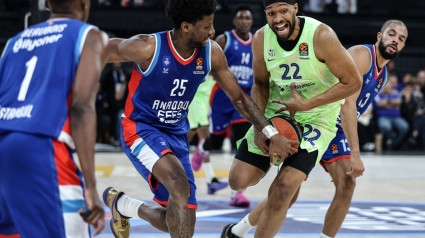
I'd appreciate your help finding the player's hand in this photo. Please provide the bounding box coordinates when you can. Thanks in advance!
[268,134,299,165]
[270,83,308,121]
[80,187,105,236]
[254,127,269,155]
[346,154,365,177]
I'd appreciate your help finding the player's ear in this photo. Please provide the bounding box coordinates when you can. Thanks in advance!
[181,21,191,33]
[377,32,382,41]
[293,3,298,15]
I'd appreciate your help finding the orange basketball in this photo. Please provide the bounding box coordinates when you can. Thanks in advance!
[269,115,302,155]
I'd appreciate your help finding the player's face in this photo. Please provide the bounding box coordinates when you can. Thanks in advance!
[233,10,253,34]
[378,23,408,60]
[265,2,298,41]
[190,14,215,48]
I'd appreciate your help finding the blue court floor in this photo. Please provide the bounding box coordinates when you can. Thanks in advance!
[93,152,425,238]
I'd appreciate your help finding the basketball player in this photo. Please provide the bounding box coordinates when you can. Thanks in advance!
[102,0,298,237]
[221,19,408,238]
[0,0,107,237]
[192,4,255,207]
[220,0,362,237]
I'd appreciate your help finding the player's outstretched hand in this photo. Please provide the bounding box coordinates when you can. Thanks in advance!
[270,82,308,121]
[346,154,365,178]
[80,187,105,236]
[268,134,299,165]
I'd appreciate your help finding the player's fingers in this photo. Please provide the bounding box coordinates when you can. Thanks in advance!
[274,107,288,114]
[289,146,298,154]
[93,218,105,236]
[270,99,285,105]
[290,82,296,93]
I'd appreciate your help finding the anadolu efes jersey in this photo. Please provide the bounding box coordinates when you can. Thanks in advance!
[0,18,96,147]
[123,31,211,135]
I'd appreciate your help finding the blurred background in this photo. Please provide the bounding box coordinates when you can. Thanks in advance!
[1,0,425,153]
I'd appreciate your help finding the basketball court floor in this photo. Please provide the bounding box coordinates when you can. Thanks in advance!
[93,149,425,238]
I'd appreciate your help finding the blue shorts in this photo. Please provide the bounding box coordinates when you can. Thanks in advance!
[209,86,250,134]
[321,130,351,167]
[121,118,197,209]
[0,130,90,238]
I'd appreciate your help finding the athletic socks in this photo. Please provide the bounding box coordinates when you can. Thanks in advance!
[198,138,208,153]
[117,194,145,219]
[203,162,215,183]
[231,213,256,237]
[320,233,332,238]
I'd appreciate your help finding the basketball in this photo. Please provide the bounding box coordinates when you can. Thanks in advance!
[269,115,302,158]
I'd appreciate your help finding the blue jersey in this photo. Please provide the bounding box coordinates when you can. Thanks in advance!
[123,31,211,135]
[0,19,95,142]
[223,30,253,89]
[336,44,387,130]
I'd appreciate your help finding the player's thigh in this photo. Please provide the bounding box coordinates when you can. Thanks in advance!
[0,132,85,238]
[231,139,269,188]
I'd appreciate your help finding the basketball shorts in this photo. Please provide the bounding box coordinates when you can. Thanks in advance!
[120,118,197,209]
[321,130,351,166]
[0,130,90,238]
[209,86,250,134]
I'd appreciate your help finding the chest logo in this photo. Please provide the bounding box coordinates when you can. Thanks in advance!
[299,42,309,56]
[268,49,275,57]
[163,56,171,67]
[196,57,204,71]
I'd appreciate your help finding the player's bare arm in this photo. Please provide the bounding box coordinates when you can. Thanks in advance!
[250,27,273,155]
[71,28,108,235]
[273,24,362,114]
[209,40,298,160]
[338,45,372,177]
[107,34,156,70]
[214,33,227,49]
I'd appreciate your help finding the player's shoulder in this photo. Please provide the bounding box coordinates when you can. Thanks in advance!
[347,45,373,75]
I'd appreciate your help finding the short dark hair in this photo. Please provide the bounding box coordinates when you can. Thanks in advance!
[381,20,407,33]
[165,0,217,29]
[232,4,253,18]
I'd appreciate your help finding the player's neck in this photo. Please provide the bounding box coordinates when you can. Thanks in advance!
[374,44,390,70]
[49,12,80,21]
[170,29,196,59]
[234,29,250,41]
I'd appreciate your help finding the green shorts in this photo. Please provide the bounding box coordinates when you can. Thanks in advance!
[240,122,337,165]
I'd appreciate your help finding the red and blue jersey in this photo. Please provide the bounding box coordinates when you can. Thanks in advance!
[0,18,95,145]
[336,44,387,130]
[123,31,211,135]
[223,30,253,89]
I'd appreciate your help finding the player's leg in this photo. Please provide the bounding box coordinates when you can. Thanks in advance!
[222,188,301,238]
[321,159,356,237]
[254,149,318,238]
[0,132,77,238]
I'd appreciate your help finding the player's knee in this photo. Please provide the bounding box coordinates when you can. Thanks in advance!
[166,172,190,199]
[336,176,356,195]
[228,172,251,190]
[268,183,292,205]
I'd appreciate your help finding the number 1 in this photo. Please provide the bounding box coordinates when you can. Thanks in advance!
[18,56,38,101]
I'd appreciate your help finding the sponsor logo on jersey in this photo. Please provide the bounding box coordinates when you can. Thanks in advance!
[268,49,275,57]
[299,42,309,60]
[196,57,203,71]
[162,68,169,74]
[375,77,384,92]
[163,56,171,67]
[331,144,339,154]
[233,41,239,50]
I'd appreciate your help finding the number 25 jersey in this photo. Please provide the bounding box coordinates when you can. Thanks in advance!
[123,31,211,135]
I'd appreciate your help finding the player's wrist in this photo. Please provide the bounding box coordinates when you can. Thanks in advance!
[262,125,279,139]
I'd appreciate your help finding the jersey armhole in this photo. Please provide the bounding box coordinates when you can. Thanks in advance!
[1,38,12,59]
[75,25,97,65]
[136,33,160,76]
[223,31,231,52]
[360,44,373,77]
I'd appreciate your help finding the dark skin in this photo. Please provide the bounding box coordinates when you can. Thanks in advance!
[46,0,108,236]
[107,13,298,238]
